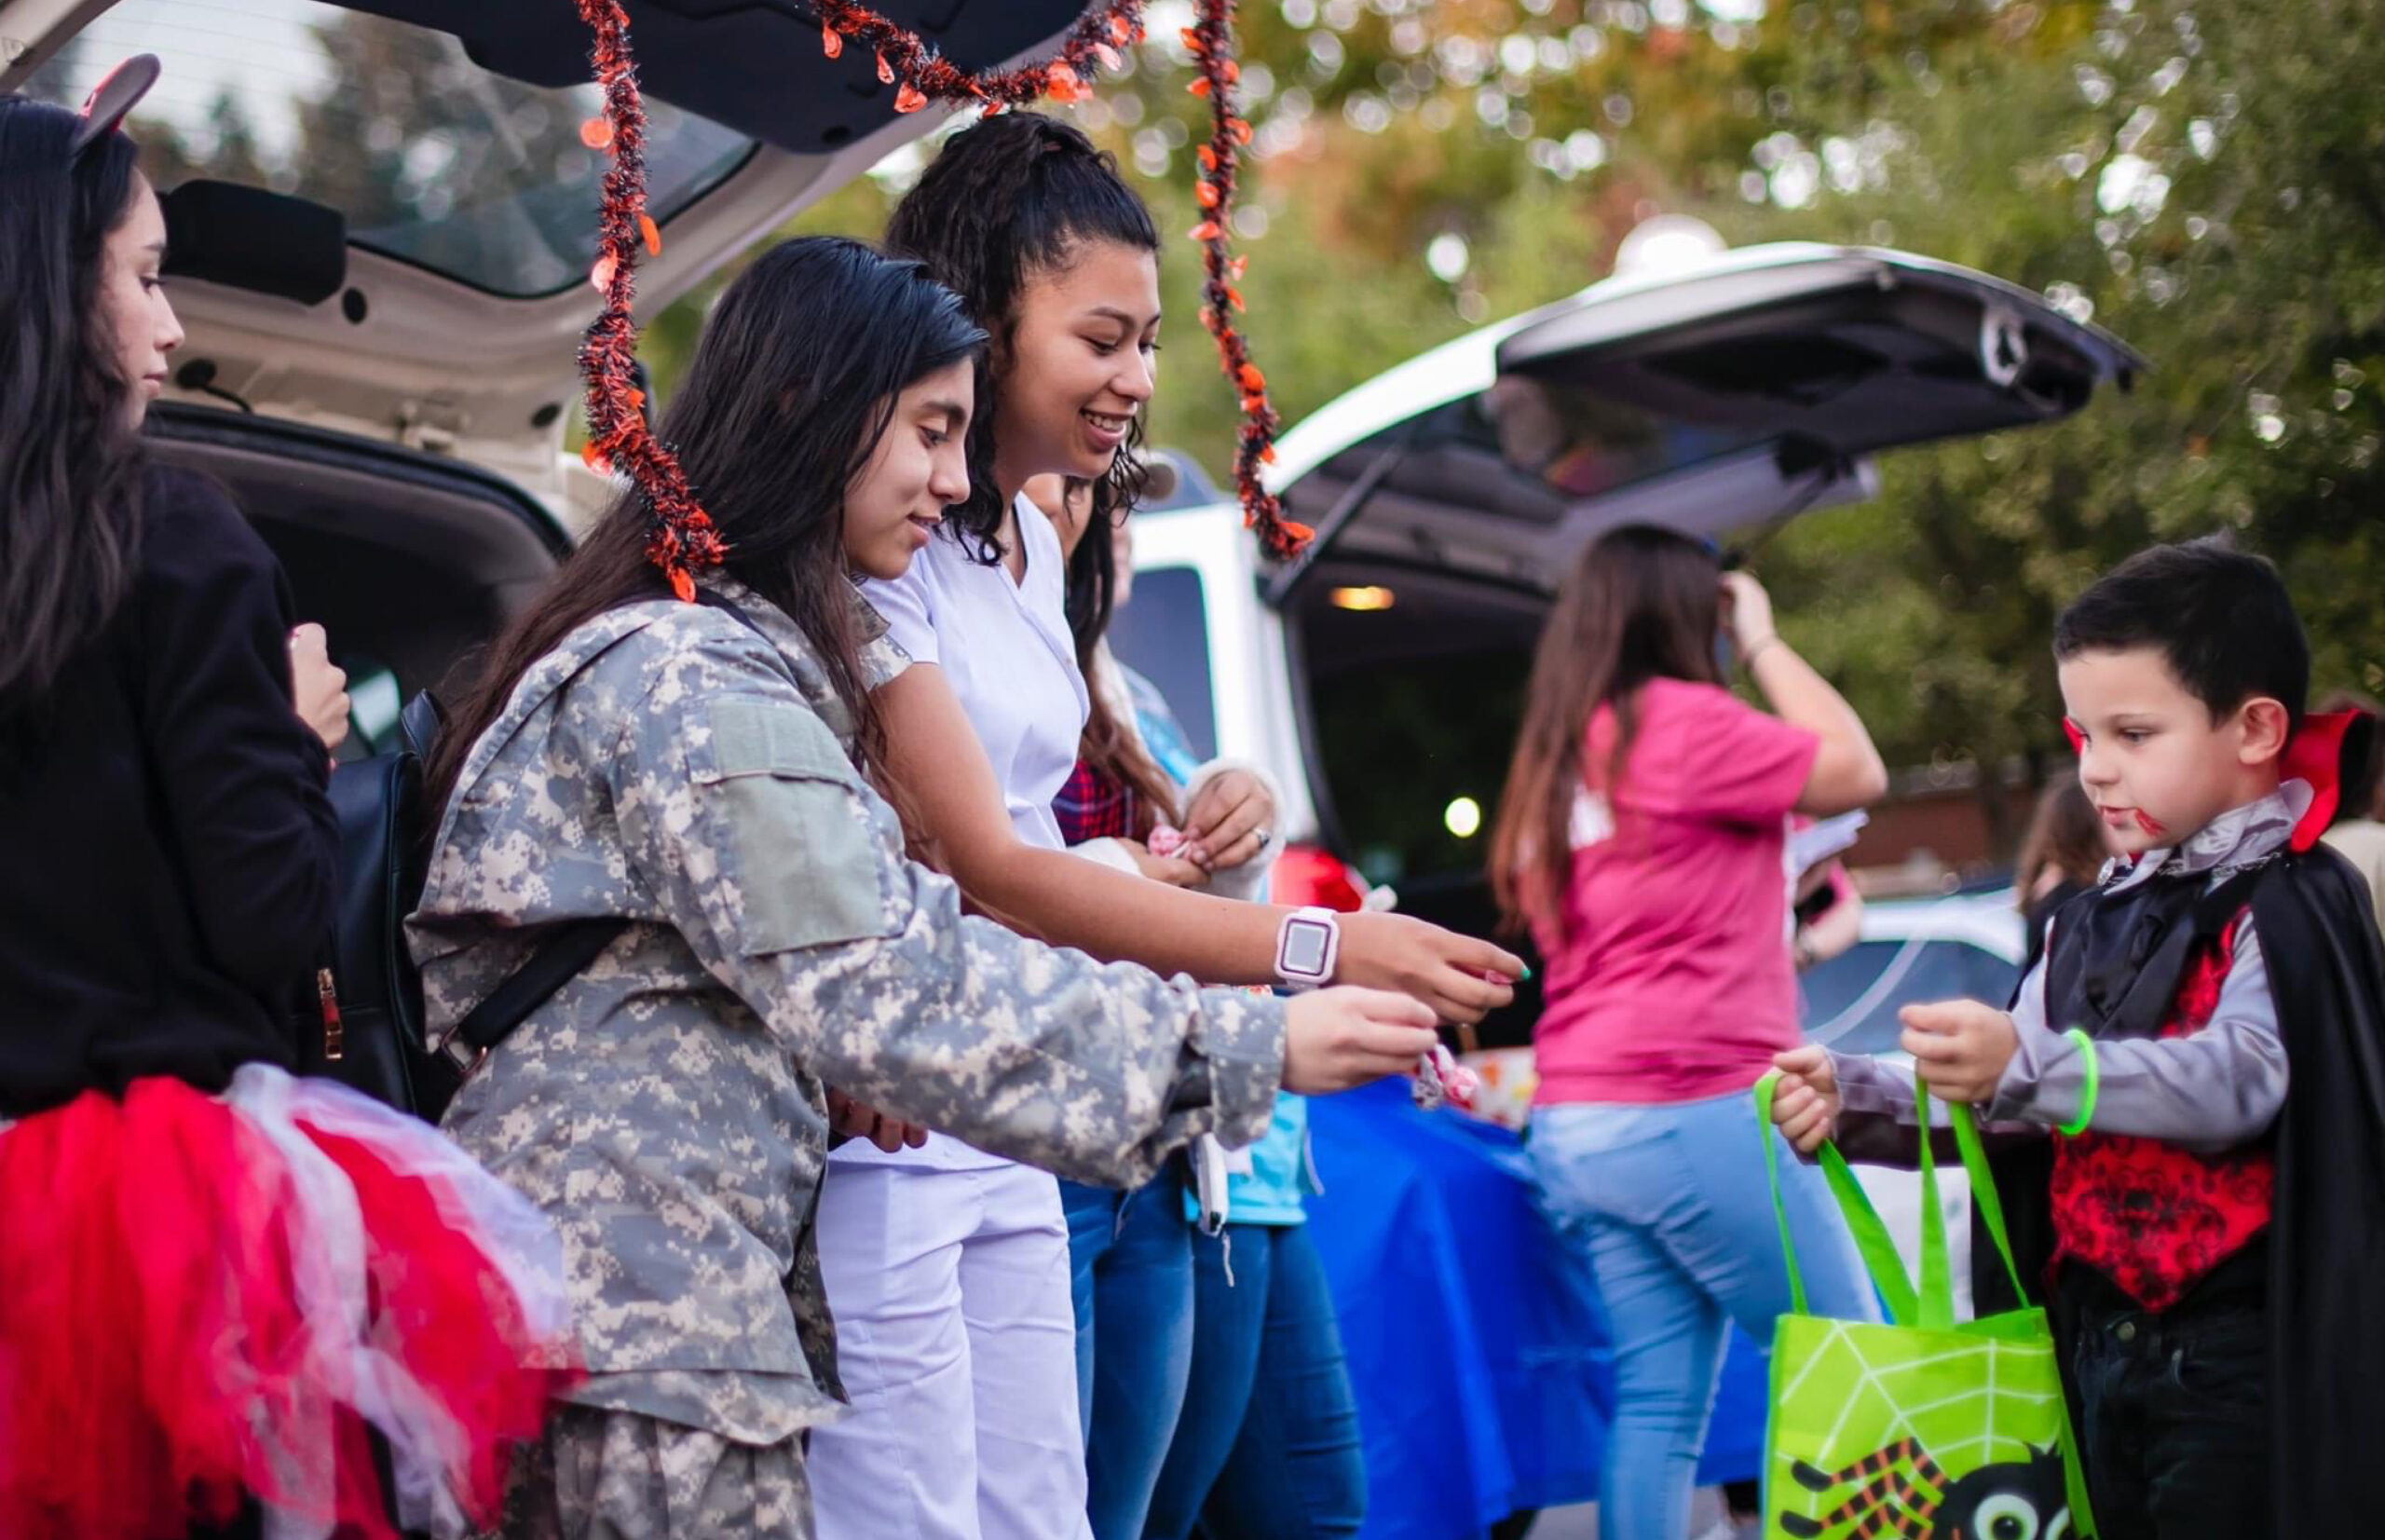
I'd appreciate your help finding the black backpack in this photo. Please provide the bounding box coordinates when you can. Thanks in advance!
[297,691,623,1122]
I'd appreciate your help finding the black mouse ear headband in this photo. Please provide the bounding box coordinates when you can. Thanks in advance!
[71,54,160,155]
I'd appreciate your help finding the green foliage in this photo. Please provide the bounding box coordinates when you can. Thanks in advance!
[634,0,2377,775]
[43,0,2374,775]
[1748,0,2385,768]
[636,1,2385,776]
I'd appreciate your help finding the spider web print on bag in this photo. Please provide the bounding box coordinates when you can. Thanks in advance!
[1752,1075,2097,1540]
[1766,1321,2077,1540]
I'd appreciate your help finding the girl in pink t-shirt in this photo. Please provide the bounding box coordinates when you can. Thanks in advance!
[1490,525,1889,1537]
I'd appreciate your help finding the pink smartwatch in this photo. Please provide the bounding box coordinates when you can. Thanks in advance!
[1274,906,1341,991]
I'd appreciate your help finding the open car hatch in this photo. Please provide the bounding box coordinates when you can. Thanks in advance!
[2,0,1090,497]
[1264,243,2143,601]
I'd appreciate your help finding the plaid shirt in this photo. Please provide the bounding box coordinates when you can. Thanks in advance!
[1054,758,1138,845]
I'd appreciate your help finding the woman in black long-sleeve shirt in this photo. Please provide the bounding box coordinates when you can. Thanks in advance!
[0,461,341,1111]
[0,66,569,1540]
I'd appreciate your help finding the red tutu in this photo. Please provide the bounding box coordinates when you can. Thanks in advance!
[0,1065,578,1540]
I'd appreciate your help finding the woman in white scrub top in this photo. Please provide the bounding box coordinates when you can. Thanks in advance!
[805,114,1527,1540]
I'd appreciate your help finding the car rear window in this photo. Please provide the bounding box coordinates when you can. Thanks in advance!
[20,0,755,297]
[1108,566,1220,764]
[1476,372,1769,503]
[1801,936,2022,1056]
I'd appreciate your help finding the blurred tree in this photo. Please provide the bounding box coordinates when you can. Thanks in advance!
[636,0,2379,841]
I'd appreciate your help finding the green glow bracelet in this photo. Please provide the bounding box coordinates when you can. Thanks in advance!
[2059,1029,2099,1138]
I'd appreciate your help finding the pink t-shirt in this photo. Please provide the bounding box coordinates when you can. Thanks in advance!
[1532,677,1819,1106]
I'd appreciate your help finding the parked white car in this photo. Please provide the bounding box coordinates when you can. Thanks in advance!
[1807,890,2029,1315]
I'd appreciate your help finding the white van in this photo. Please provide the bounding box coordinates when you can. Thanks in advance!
[1114,241,2140,1052]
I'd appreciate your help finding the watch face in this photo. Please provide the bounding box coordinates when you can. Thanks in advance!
[1282,920,1332,976]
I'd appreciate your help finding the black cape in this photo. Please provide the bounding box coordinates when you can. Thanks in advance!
[1972,844,2385,1534]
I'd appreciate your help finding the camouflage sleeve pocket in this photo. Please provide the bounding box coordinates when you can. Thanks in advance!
[693,696,893,955]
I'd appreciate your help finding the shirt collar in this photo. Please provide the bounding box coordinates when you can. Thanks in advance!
[2102,781,2311,892]
[700,576,906,743]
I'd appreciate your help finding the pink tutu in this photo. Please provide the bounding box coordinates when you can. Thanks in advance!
[0,1064,577,1539]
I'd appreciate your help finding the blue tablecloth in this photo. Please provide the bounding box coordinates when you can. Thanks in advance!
[1306,1080,1769,1540]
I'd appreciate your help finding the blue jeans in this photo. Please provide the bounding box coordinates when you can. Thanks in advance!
[1061,1174,1194,1540]
[1529,1091,1877,1540]
[1145,1222,1366,1540]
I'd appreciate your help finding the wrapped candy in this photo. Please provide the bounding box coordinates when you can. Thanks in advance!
[1411,1043,1480,1112]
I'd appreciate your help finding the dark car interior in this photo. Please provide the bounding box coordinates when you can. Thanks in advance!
[344,0,1089,156]
[148,407,570,753]
[1289,562,1551,1050]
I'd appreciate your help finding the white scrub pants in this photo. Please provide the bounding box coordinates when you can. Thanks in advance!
[809,1160,1092,1540]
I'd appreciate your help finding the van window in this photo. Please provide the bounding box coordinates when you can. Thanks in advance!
[1801,937,2021,1056]
[1479,372,1765,501]
[1109,566,1219,764]
[22,0,755,298]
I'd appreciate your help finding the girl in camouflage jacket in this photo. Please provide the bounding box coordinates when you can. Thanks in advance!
[410,238,1439,1539]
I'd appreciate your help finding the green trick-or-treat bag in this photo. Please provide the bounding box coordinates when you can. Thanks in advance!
[1752,1073,2098,1540]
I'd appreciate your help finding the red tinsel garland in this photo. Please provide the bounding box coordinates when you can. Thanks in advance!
[572,0,1303,602]
[809,1,1145,113]
[1182,0,1305,558]
[576,0,722,602]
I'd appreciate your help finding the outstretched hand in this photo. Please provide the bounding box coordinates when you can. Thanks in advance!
[1281,988,1440,1094]
[1336,911,1524,1025]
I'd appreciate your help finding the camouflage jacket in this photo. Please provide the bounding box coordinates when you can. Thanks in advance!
[409,579,1285,1443]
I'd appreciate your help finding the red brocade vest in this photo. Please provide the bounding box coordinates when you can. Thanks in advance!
[2048,905,2274,1311]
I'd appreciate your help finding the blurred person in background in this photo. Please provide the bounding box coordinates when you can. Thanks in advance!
[0,66,566,1540]
[2318,691,2384,939]
[2015,777,2115,972]
[1028,469,1370,1540]
[1489,526,1888,1539]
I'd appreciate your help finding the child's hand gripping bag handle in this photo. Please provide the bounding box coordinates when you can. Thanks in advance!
[1753,1070,2028,1328]
[1754,1069,1921,1325]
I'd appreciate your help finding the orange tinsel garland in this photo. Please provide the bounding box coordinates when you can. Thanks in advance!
[808,1,1146,113]
[572,0,1302,601]
[1182,0,1305,558]
[575,0,722,602]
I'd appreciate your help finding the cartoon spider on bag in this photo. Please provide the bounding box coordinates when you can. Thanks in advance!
[1778,1437,2076,1540]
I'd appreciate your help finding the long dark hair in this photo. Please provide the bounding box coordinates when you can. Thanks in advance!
[0,97,147,720]
[884,112,1159,560]
[1490,525,1726,934]
[1058,476,1176,837]
[2015,778,2107,902]
[428,237,986,814]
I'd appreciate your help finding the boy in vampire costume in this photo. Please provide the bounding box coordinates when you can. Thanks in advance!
[1769,537,2385,1540]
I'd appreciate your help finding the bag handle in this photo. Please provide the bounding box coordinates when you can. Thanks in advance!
[1912,1078,1952,1329]
[1949,1092,2030,1306]
[1755,1069,2032,1329]
[1755,1070,1919,1326]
